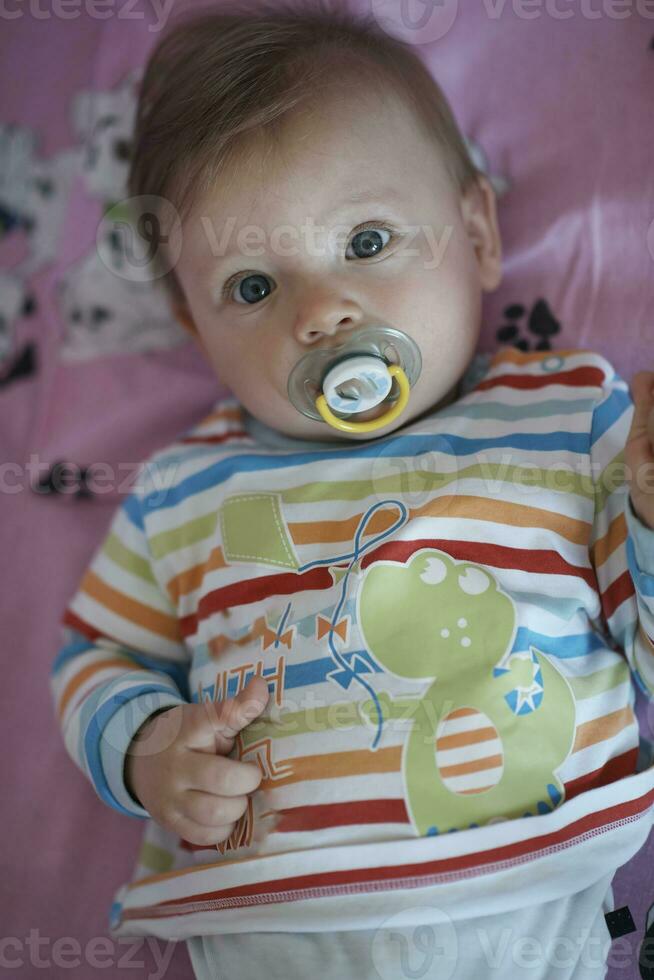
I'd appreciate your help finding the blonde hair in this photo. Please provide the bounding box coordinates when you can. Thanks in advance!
[127,0,483,311]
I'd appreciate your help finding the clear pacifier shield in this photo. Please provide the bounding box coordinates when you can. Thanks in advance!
[287,326,422,422]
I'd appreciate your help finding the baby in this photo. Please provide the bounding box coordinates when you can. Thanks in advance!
[52,2,654,978]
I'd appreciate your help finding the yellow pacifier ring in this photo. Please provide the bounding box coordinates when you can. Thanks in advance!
[315,364,410,433]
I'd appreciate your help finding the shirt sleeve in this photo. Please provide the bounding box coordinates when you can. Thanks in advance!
[588,358,654,699]
[50,488,191,819]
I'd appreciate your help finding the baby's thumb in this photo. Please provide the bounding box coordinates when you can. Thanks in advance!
[228,675,270,732]
[198,675,270,754]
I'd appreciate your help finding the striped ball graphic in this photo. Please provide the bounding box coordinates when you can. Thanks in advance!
[435,706,504,794]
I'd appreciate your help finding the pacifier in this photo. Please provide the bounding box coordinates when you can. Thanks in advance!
[287,326,422,434]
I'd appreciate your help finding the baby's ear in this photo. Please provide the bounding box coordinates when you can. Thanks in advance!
[461,174,503,293]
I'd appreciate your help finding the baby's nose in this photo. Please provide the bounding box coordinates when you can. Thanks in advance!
[294,301,364,345]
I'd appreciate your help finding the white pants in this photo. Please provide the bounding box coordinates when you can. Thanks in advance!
[186,871,616,980]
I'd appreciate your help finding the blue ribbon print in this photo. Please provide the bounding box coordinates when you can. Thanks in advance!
[272,499,409,750]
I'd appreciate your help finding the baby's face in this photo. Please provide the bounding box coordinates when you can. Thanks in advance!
[172,86,502,442]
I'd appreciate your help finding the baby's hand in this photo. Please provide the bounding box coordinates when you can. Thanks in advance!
[124,675,270,846]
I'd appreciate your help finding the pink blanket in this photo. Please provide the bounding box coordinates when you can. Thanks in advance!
[2,2,653,976]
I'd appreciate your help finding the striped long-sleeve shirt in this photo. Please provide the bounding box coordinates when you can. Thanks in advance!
[51,346,654,941]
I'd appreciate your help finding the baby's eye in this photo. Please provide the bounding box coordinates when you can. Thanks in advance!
[227,273,276,305]
[345,225,394,260]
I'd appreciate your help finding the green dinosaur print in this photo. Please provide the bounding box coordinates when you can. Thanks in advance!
[356,549,577,834]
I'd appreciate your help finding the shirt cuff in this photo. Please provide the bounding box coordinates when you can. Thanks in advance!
[625,495,654,575]
[99,691,187,818]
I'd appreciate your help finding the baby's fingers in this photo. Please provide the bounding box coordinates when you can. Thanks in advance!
[183,788,250,829]
[170,810,237,848]
[184,749,262,798]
